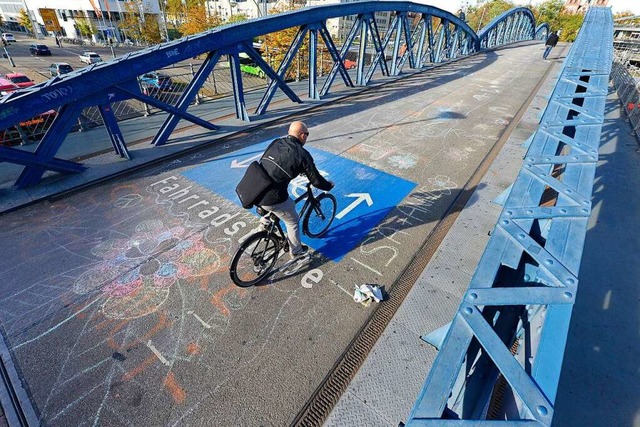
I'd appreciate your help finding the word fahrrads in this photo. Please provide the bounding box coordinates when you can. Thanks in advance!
[150,175,249,236]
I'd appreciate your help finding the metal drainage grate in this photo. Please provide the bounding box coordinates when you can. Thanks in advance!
[291,53,555,426]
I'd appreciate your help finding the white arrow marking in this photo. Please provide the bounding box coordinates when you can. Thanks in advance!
[336,193,373,219]
[230,154,262,168]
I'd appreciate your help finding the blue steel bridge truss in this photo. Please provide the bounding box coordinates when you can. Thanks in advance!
[477,7,536,49]
[0,2,539,188]
[407,7,612,426]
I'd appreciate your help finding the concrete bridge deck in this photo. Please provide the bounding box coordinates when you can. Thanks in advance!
[0,41,637,426]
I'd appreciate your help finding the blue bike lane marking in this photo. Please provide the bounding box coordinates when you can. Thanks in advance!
[182,140,416,261]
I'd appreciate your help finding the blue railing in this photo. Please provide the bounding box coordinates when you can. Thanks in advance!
[0,2,541,188]
[406,7,612,425]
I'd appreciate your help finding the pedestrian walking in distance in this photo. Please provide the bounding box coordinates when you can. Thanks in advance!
[543,31,559,60]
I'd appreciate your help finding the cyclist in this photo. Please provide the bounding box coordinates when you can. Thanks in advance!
[255,121,334,261]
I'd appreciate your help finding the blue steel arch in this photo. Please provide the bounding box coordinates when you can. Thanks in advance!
[477,7,536,49]
[0,1,480,188]
[536,23,551,41]
[0,2,542,188]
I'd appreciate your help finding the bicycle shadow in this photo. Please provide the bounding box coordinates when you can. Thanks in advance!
[257,183,485,286]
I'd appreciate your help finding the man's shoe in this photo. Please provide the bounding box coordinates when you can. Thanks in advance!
[290,245,309,261]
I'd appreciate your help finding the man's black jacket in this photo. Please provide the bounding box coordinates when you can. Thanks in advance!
[257,135,333,206]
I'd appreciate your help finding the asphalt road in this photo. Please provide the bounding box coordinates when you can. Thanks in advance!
[1,33,142,82]
[0,42,552,426]
[0,33,215,83]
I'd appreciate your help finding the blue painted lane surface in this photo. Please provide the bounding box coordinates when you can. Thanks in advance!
[182,140,416,261]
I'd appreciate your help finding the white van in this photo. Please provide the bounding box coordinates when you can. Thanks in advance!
[1,33,16,43]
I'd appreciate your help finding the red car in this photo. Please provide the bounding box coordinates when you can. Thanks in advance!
[344,59,357,69]
[0,77,18,95]
[4,73,35,88]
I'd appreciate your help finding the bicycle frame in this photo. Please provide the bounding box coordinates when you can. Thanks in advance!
[259,182,325,239]
[295,183,321,234]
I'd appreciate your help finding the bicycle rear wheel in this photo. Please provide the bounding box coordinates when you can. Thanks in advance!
[229,232,281,287]
[303,193,337,238]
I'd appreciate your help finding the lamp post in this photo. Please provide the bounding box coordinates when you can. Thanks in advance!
[159,0,170,41]
[95,0,110,43]
[21,0,42,39]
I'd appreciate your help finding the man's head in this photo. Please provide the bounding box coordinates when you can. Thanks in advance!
[288,121,309,145]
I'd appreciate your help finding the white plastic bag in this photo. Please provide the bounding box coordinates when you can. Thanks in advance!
[353,284,384,306]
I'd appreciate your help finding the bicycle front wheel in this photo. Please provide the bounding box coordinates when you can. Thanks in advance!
[303,193,337,238]
[229,232,281,287]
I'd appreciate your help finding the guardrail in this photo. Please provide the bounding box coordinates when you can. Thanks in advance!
[406,7,612,425]
[0,2,545,188]
[611,40,640,142]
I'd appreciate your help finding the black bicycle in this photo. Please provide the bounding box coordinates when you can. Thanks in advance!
[229,183,337,287]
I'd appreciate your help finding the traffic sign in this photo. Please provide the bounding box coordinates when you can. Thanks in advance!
[182,140,416,261]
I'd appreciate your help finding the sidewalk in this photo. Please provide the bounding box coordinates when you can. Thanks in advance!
[325,68,640,426]
[324,43,558,427]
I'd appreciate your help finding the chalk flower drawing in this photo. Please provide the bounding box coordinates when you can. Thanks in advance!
[388,154,417,169]
[73,220,221,319]
[427,175,457,194]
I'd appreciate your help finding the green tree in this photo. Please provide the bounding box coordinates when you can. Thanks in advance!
[226,13,248,25]
[17,9,32,34]
[263,3,309,80]
[75,15,96,39]
[141,14,163,44]
[465,0,515,33]
[555,12,583,42]
[119,2,143,42]
[533,0,564,27]
[530,0,584,42]
[120,0,165,44]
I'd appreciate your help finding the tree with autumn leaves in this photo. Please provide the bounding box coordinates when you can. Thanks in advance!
[119,0,163,44]
[462,0,586,42]
[75,15,96,39]
[179,4,223,36]
[17,9,33,34]
[262,3,337,81]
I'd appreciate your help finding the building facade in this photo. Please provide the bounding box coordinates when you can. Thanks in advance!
[563,0,609,14]
[0,0,161,42]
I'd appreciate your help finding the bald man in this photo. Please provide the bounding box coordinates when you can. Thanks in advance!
[255,121,334,260]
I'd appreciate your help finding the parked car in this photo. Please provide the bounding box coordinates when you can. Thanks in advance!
[4,73,34,88]
[0,110,57,146]
[79,51,102,64]
[49,63,74,77]
[29,44,52,56]
[1,33,16,43]
[139,72,173,93]
[344,59,357,69]
[0,77,19,96]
